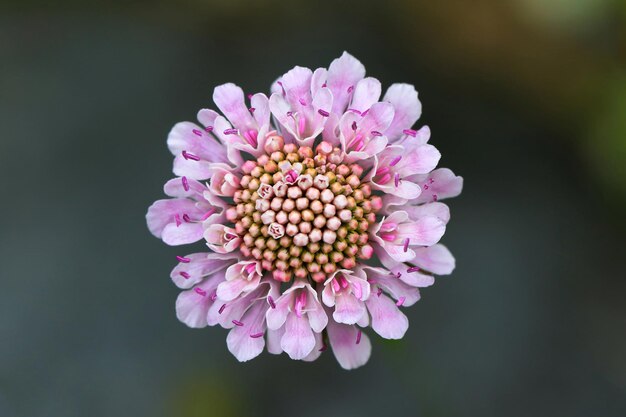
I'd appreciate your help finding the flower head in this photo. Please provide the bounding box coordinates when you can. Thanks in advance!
[146,52,463,369]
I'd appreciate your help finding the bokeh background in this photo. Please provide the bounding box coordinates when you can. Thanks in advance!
[1,0,625,416]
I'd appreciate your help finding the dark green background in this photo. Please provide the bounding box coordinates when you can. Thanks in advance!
[1,1,625,416]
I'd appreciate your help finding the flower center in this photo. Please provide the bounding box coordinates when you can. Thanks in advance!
[225,135,381,283]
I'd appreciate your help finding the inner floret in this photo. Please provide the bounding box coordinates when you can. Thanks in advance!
[225,135,382,283]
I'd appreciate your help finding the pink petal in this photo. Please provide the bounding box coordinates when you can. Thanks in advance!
[365,267,421,307]
[412,244,456,275]
[326,319,371,370]
[396,216,446,246]
[350,77,381,113]
[304,287,328,333]
[161,221,204,246]
[166,121,227,164]
[403,202,450,224]
[281,314,316,360]
[266,327,285,355]
[383,83,422,141]
[327,52,365,114]
[170,253,236,289]
[212,83,256,130]
[399,144,441,176]
[366,292,409,339]
[413,168,464,204]
[301,331,324,362]
[333,293,366,325]
[163,177,205,198]
[172,153,213,180]
[145,198,201,239]
[226,300,268,362]
[175,276,222,328]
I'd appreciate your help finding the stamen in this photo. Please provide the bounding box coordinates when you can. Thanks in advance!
[332,278,341,293]
[223,128,238,135]
[376,166,390,177]
[403,129,417,137]
[232,320,244,327]
[432,194,438,201]
[377,288,383,297]
[204,126,214,133]
[247,93,253,100]
[192,129,202,137]
[356,330,362,344]
[394,173,400,187]
[201,209,216,220]
[299,98,307,106]
[249,107,255,113]
[351,121,357,131]
[243,129,258,147]
[176,256,191,263]
[219,304,226,314]
[175,214,182,227]
[396,296,406,306]
[182,214,191,223]
[181,176,189,191]
[298,116,306,136]
[403,238,410,252]
[390,156,402,166]
[319,343,327,352]
[245,263,256,274]
[268,295,276,309]
[347,108,362,115]
[318,109,330,117]
[347,85,354,93]
[250,332,264,338]
[407,266,421,273]
[370,130,382,137]
[182,150,200,161]
[179,271,190,279]
[194,288,207,296]
[210,291,217,301]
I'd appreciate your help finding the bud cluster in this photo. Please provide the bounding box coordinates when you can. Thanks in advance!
[225,135,382,283]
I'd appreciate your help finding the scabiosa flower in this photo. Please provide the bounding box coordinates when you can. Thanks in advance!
[146,52,463,369]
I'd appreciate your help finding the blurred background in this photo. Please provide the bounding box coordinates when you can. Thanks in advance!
[1,0,625,416]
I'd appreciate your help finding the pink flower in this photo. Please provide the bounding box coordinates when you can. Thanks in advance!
[146,52,463,369]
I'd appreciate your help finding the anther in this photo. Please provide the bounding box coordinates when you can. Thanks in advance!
[396,297,406,306]
[223,128,238,135]
[403,238,410,252]
[403,129,417,137]
[182,150,200,161]
[250,332,264,338]
[195,288,207,296]
[181,176,189,191]
[179,271,190,279]
[176,256,191,263]
[318,109,330,117]
[232,320,244,327]
[192,129,202,136]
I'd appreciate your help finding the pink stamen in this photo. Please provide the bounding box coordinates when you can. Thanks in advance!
[433,194,438,201]
[204,126,214,133]
[378,173,391,184]
[424,184,429,190]
[377,288,383,297]
[376,166,391,177]
[332,279,341,293]
[361,109,369,116]
[298,116,306,136]
[390,156,402,166]
[295,291,307,318]
[394,173,400,187]
[176,256,190,263]
[407,266,421,273]
[219,304,226,314]
[380,232,396,242]
[352,138,364,152]
[250,332,264,338]
[268,296,276,309]
[181,176,189,191]
[403,129,417,137]
[371,130,382,137]
[277,80,285,94]
[195,288,207,296]
[429,178,435,184]
[351,121,357,131]
[182,150,200,161]
[380,222,397,232]
[403,238,410,252]
[321,82,327,88]
[210,291,217,301]
[299,97,307,106]
[245,263,256,274]
[232,320,244,327]
[347,108,362,115]
[347,85,354,93]
[179,271,190,279]
[201,209,216,220]
[340,276,349,289]
[318,109,330,117]
[396,297,406,306]
[319,343,327,352]
[247,93,253,100]
[243,129,258,147]
[182,214,191,223]
[223,128,238,135]
[249,107,255,113]
[175,214,182,227]
[356,330,362,344]
[192,129,202,137]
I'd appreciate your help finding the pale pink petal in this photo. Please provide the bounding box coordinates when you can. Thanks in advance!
[281,314,316,360]
[166,121,228,164]
[327,52,365,114]
[327,319,371,370]
[364,267,421,307]
[366,293,409,339]
[412,244,456,275]
[226,300,267,362]
[175,276,222,328]
[398,144,441,176]
[265,291,293,330]
[302,331,324,362]
[212,83,256,130]
[146,199,202,239]
[266,327,285,355]
[396,216,446,246]
[172,154,213,180]
[333,294,366,325]
[403,202,450,224]
[383,83,422,141]
[163,177,205,199]
[304,287,328,333]
[170,253,236,289]
[413,168,464,204]
[161,221,204,246]
[349,77,381,113]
